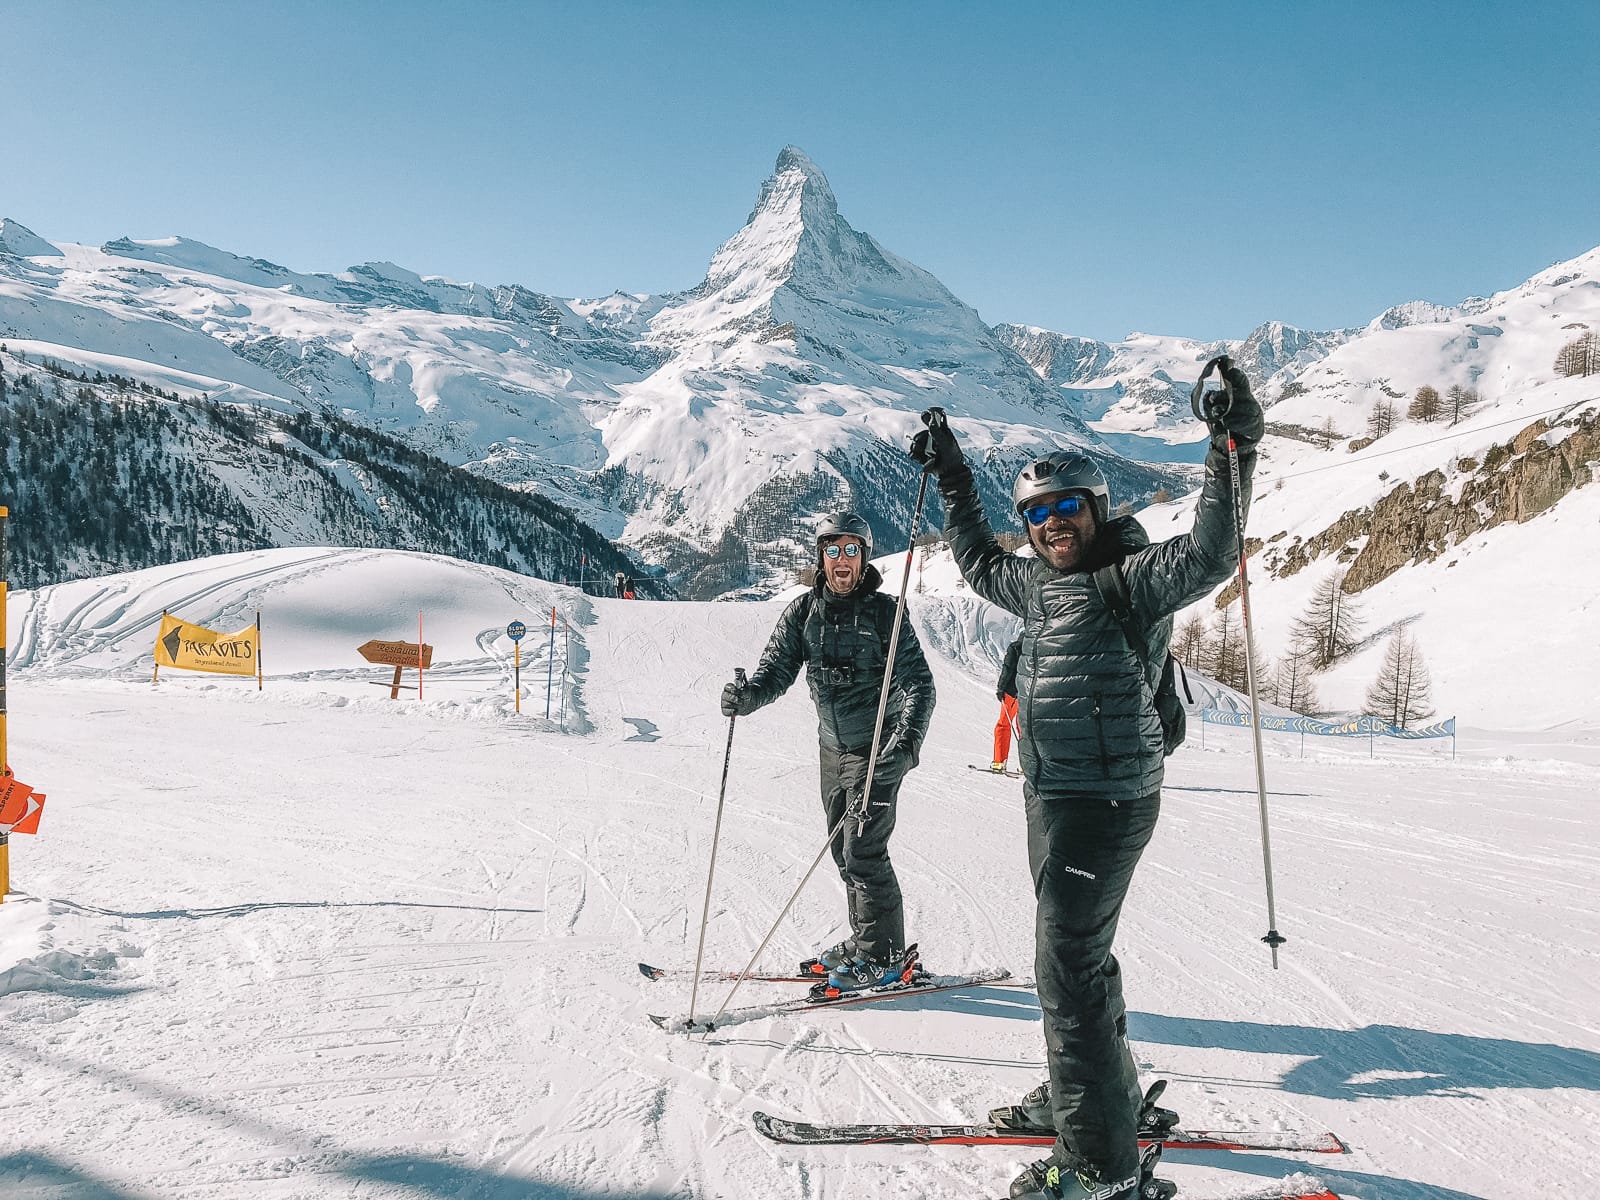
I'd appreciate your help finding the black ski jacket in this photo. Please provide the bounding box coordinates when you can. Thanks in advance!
[939,444,1252,800]
[997,639,1022,700]
[740,566,936,758]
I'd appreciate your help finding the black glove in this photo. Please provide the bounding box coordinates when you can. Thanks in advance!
[874,734,920,781]
[1205,365,1264,454]
[720,676,751,717]
[908,408,964,476]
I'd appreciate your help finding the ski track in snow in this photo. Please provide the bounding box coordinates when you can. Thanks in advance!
[0,550,1595,1199]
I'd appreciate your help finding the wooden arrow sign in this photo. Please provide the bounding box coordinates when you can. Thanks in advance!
[357,640,434,670]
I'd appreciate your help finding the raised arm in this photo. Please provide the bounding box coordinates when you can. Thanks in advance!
[909,409,1038,617]
[1124,363,1264,622]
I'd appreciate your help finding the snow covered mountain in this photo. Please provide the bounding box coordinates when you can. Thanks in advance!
[1135,247,1600,729]
[993,320,1353,461]
[2,149,1596,621]
[0,150,1179,600]
[597,147,1170,595]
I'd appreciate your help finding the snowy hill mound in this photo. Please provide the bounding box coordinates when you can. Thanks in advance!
[2,547,1594,1198]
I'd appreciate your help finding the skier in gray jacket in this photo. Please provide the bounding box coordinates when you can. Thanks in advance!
[909,366,1262,1200]
[720,512,936,991]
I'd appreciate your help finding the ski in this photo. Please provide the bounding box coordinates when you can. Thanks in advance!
[649,967,1013,1033]
[751,1111,1345,1153]
[638,961,814,984]
[1002,1187,1338,1200]
[968,764,1021,778]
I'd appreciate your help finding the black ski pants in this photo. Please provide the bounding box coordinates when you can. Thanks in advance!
[1025,783,1160,1181]
[819,745,907,963]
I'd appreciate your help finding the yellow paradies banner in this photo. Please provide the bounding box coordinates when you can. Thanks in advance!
[153,613,260,677]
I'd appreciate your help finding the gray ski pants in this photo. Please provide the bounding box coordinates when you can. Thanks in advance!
[1025,784,1160,1180]
[820,745,907,963]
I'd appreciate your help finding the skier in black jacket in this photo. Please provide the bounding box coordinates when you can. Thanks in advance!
[909,367,1262,1200]
[720,512,937,991]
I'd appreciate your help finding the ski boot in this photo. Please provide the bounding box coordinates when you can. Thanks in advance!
[799,938,857,977]
[818,946,918,997]
[1009,1142,1165,1200]
[989,760,1009,773]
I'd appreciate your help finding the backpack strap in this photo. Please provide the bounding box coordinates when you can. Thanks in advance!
[1093,560,1154,669]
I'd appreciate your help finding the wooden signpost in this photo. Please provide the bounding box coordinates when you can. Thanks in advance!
[358,639,434,700]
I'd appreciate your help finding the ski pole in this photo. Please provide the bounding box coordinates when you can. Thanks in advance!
[686,668,745,1028]
[1193,355,1286,968]
[699,470,932,1033]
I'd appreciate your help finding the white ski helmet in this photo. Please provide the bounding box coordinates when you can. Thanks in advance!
[1012,451,1111,525]
[814,511,872,557]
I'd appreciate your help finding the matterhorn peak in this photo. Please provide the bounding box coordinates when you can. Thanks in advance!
[747,145,840,228]
[689,145,907,323]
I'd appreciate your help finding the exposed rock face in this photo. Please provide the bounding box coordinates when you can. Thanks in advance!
[1238,409,1599,606]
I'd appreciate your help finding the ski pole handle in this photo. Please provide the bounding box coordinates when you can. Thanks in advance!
[1190,354,1235,423]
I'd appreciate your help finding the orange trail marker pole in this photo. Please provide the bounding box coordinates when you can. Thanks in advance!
[256,610,263,691]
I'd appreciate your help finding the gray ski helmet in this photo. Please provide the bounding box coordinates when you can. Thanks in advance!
[815,511,872,557]
[1012,451,1110,524]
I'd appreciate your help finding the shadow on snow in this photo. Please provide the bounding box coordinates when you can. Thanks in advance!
[1131,1011,1600,1100]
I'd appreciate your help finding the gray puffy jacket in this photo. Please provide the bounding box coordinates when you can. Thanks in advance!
[939,445,1253,800]
[739,565,936,759]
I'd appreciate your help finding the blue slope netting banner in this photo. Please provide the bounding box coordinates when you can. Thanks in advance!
[1199,709,1456,740]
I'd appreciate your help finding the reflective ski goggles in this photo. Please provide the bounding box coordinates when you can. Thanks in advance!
[1022,495,1087,526]
[822,542,863,560]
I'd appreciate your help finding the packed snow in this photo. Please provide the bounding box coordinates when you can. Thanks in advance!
[2,547,1595,1199]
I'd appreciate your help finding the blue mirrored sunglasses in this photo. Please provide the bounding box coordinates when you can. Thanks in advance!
[822,542,862,560]
[1022,495,1086,527]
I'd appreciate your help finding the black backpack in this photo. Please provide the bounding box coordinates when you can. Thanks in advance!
[1093,561,1192,756]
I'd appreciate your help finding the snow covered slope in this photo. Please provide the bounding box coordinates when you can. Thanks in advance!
[2,548,1595,1199]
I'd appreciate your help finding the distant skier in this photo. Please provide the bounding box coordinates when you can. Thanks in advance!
[720,512,936,992]
[614,571,627,598]
[909,367,1261,1200]
[623,576,636,600]
[989,638,1022,772]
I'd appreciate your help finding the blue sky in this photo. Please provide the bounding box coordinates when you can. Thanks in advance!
[6,1,1597,341]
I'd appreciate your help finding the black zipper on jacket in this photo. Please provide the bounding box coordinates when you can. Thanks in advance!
[1092,689,1111,777]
